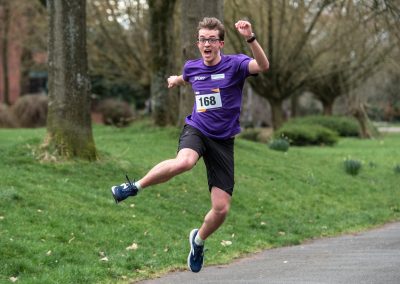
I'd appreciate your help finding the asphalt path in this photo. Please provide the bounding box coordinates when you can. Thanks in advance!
[139,222,400,284]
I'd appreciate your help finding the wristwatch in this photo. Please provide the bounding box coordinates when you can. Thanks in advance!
[246,33,256,43]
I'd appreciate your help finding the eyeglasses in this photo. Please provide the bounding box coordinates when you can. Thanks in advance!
[197,38,221,45]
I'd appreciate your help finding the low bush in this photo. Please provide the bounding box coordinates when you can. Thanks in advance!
[268,137,290,152]
[11,95,48,128]
[274,123,338,146]
[239,128,261,142]
[289,115,360,137]
[97,99,135,127]
[0,103,18,128]
[344,158,362,176]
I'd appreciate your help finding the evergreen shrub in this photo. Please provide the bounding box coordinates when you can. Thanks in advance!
[274,123,338,146]
[98,99,135,127]
[0,103,18,128]
[344,159,362,176]
[268,137,290,152]
[11,95,48,128]
[239,128,261,142]
[289,115,360,137]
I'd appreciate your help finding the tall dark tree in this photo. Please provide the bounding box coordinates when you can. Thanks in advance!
[148,0,177,126]
[225,0,334,129]
[308,0,395,119]
[225,0,396,130]
[0,0,11,104]
[177,0,223,126]
[45,0,97,160]
[87,0,151,106]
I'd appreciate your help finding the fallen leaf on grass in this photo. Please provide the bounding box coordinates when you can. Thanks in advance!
[100,257,109,262]
[220,240,232,247]
[126,243,138,250]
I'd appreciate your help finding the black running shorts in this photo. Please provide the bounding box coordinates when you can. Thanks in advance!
[178,124,235,196]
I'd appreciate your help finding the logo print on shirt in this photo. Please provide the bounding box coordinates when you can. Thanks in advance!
[194,76,207,81]
[211,74,225,80]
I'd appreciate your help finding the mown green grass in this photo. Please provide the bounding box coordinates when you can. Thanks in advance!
[1,121,399,283]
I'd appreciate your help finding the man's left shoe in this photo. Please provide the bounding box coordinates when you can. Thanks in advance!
[187,229,204,273]
[111,175,138,203]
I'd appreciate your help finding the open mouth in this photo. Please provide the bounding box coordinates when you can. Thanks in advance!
[204,49,212,55]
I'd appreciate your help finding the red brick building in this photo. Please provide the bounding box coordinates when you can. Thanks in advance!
[0,9,23,105]
[0,2,47,105]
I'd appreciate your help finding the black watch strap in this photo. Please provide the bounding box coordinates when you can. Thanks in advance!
[247,33,256,43]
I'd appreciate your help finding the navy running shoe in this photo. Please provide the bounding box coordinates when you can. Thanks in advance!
[187,229,204,273]
[111,174,138,203]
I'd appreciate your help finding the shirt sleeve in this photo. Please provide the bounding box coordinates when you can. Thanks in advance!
[182,61,190,82]
[236,54,253,80]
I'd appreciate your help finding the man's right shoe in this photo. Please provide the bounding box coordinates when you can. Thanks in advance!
[187,229,204,273]
[111,175,138,203]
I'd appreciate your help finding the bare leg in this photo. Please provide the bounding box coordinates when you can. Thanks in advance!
[198,187,231,240]
[138,148,199,188]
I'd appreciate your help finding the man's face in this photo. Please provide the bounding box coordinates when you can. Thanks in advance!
[197,29,224,66]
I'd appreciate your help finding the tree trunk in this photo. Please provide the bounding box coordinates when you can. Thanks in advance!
[45,0,97,161]
[149,0,176,126]
[352,103,373,139]
[1,1,10,105]
[290,92,299,118]
[178,0,223,127]
[322,100,334,116]
[269,97,285,130]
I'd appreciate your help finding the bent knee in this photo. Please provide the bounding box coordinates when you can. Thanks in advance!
[175,157,196,172]
[213,203,230,217]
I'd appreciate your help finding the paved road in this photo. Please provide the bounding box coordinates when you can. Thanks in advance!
[378,127,400,133]
[139,222,400,284]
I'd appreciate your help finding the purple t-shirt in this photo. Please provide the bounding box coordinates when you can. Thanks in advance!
[183,54,252,139]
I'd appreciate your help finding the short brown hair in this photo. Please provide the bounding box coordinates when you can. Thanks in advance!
[197,17,225,41]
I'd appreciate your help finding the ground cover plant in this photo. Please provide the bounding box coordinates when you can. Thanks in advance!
[344,158,363,176]
[274,123,339,146]
[268,137,290,152]
[288,115,360,137]
[274,115,362,146]
[1,121,399,283]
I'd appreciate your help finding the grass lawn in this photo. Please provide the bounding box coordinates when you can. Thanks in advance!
[1,121,399,283]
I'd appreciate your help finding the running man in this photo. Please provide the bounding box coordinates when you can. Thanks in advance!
[111,17,269,273]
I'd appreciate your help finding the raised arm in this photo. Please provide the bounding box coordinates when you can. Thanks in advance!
[235,20,269,74]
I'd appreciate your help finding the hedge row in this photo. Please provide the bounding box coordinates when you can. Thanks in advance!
[289,115,359,137]
[274,115,360,146]
[0,95,135,128]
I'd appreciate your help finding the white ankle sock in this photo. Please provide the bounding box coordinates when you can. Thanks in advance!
[195,232,204,246]
[134,181,142,191]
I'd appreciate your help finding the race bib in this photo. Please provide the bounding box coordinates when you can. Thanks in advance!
[195,92,222,112]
